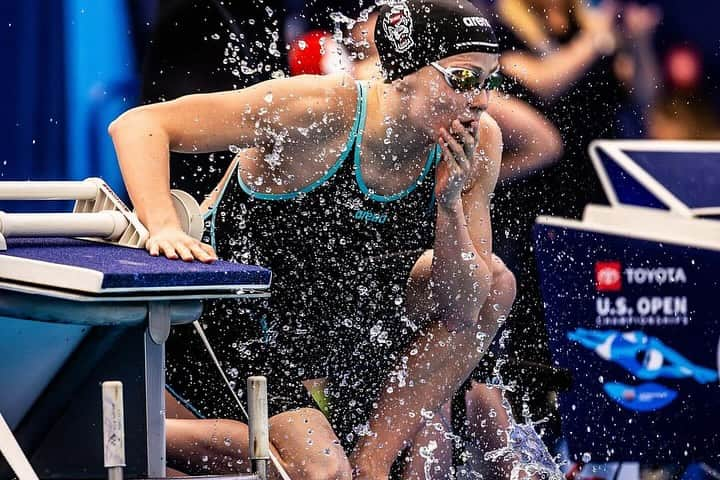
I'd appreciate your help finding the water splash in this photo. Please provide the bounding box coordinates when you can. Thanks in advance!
[483,360,564,480]
[418,440,439,480]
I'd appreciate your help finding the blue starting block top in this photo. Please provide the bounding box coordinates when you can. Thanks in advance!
[0,237,271,295]
[589,140,720,217]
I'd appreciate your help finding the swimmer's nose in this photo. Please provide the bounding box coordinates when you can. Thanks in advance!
[469,89,489,111]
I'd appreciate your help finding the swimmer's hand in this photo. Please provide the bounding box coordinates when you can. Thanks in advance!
[145,227,217,263]
[436,119,479,209]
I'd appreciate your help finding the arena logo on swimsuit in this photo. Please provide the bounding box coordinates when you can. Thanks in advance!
[354,209,388,224]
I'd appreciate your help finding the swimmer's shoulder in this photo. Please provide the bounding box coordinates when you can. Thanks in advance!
[478,112,503,162]
[278,73,360,134]
[470,112,503,191]
[290,72,359,115]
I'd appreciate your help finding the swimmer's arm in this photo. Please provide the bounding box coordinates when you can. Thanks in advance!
[108,74,356,244]
[462,114,503,294]
[431,115,502,330]
[111,75,355,154]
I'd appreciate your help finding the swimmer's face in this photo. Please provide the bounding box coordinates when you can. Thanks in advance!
[420,52,500,132]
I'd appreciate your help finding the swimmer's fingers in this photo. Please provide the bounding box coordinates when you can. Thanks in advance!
[157,240,179,260]
[437,138,466,204]
[441,127,467,168]
[438,135,461,175]
[175,243,194,262]
[199,241,217,258]
[452,119,476,162]
[191,241,218,264]
[145,228,216,262]
[439,128,467,172]
[147,238,161,257]
[173,239,217,263]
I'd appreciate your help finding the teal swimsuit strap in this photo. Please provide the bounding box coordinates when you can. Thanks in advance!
[353,90,438,203]
[234,81,367,201]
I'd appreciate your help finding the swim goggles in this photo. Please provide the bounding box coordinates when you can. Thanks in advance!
[430,62,502,92]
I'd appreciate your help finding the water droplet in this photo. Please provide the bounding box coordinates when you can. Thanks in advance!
[461,251,476,261]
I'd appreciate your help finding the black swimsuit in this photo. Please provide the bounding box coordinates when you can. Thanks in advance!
[166,82,439,438]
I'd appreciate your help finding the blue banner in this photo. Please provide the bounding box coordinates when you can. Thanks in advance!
[534,221,720,462]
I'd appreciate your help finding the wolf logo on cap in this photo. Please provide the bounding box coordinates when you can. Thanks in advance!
[382,1,415,53]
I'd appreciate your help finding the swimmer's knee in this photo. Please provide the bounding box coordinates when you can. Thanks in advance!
[300,452,352,480]
[271,407,327,426]
[490,256,516,306]
[406,250,434,314]
[292,409,351,480]
[408,249,433,285]
[272,409,351,480]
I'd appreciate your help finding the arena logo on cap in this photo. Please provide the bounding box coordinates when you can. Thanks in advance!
[462,16,491,28]
[595,261,622,292]
[383,1,415,53]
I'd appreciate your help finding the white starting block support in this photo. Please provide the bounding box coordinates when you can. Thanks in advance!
[247,377,270,480]
[0,413,39,480]
[0,178,204,250]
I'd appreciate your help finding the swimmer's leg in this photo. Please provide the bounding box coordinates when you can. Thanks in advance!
[269,408,351,480]
[403,380,542,480]
[351,252,516,479]
[401,401,455,480]
[166,392,350,479]
[460,382,516,479]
